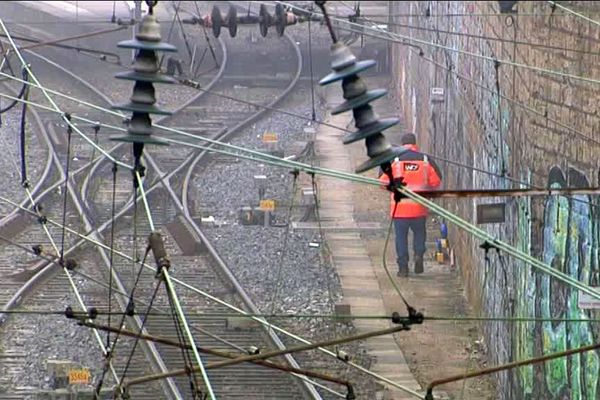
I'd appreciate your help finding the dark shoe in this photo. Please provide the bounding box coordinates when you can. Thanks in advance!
[397,266,409,278]
[414,256,424,274]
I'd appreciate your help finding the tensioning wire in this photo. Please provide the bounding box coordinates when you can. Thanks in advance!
[1,81,599,304]
[275,1,600,85]
[5,309,600,324]
[0,181,424,398]
[0,21,131,170]
[5,69,600,215]
[547,1,600,28]
[359,19,600,56]
[4,62,600,179]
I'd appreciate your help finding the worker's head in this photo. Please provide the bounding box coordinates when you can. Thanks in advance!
[400,133,417,146]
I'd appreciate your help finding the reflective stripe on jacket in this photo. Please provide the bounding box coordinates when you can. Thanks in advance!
[379,144,442,218]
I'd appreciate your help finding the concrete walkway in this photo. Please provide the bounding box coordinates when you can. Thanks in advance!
[315,90,423,400]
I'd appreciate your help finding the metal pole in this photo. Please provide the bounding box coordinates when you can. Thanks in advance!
[162,270,216,399]
[207,324,409,370]
[80,320,348,386]
[425,341,600,399]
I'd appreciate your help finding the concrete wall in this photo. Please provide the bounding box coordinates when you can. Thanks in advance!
[389,1,600,398]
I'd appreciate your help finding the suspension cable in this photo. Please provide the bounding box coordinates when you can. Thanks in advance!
[59,114,73,264]
[0,22,130,169]
[309,173,343,344]
[167,280,203,398]
[107,162,118,348]
[117,279,163,390]
[94,242,152,397]
[1,85,598,306]
[276,1,600,85]
[363,19,600,56]
[547,1,600,28]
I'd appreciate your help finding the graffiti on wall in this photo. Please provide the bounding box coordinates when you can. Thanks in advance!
[513,166,600,399]
[392,1,600,398]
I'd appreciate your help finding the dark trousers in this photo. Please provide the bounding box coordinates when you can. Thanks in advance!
[393,217,427,269]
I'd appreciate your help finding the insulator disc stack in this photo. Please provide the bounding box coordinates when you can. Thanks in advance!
[319,42,404,173]
[111,8,177,148]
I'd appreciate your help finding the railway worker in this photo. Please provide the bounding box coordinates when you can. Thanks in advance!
[379,133,442,277]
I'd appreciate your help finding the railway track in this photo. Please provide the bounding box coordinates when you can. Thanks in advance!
[0,7,319,399]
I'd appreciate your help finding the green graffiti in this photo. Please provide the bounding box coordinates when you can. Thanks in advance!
[515,174,534,396]
[536,168,599,399]
[541,183,569,396]
[568,194,597,399]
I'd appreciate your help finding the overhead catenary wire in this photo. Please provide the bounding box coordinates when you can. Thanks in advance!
[193,1,220,68]
[349,12,600,19]
[357,19,600,57]
[0,189,425,399]
[0,21,131,170]
[547,0,600,28]
[0,230,252,354]
[116,271,162,395]
[0,16,127,390]
[275,1,600,86]
[0,76,598,304]
[1,21,418,400]
[1,72,598,210]
[149,138,600,303]
[2,20,596,400]
[5,69,600,207]
[130,134,216,398]
[7,306,600,325]
[5,55,600,195]
[4,52,600,177]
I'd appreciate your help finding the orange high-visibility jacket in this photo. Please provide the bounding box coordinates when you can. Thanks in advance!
[379,144,442,218]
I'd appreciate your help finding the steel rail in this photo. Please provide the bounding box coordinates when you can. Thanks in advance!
[148,29,323,399]
[0,56,124,391]
[0,20,323,399]
[0,19,227,400]
[0,20,130,169]
[78,321,352,392]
